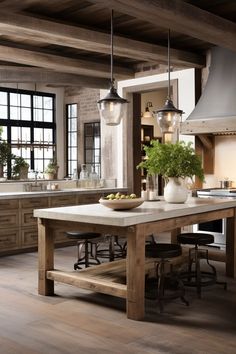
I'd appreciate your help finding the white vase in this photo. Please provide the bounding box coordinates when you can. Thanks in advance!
[164,177,188,203]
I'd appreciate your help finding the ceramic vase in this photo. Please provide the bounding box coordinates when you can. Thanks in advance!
[164,177,188,203]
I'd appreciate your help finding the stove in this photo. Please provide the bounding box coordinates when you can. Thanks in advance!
[197,188,236,198]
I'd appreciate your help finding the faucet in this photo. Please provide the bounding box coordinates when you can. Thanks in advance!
[33,170,39,185]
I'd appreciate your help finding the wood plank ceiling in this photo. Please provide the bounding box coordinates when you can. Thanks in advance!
[0,0,235,88]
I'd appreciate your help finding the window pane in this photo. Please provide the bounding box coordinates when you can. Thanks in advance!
[34,128,43,142]
[44,109,53,122]
[0,92,7,105]
[43,96,53,109]
[70,147,77,159]
[21,94,31,107]
[71,104,77,117]
[0,105,8,119]
[85,137,94,149]
[10,106,19,120]
[69,118,77,131]
[94,137,100,149]
[10,93,19,106]
[44,147,53,159]
[34,95,43,108]
[21,107,31,121]
[34,108,43,121]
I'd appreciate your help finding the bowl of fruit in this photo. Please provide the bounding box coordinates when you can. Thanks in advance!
[99,192,144,210]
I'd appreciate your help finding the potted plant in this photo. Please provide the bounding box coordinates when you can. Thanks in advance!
[12,156,29,180]
[44,159,59,180]
[137,140,204,203]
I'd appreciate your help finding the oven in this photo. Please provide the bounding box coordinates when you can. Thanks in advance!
[193,188,236,250]
[193,218,226,249]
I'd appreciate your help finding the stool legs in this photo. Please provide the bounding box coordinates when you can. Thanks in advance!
[74,240,100,270]
[183,246,227,298]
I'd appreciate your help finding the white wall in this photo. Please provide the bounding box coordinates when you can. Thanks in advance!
[204,136,236,188]
[116,68,196,188]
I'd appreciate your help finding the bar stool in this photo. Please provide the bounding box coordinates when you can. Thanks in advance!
[177,232,227,298]
[66,231,101,269]
[145,243,189,312]
[96,235,125,261]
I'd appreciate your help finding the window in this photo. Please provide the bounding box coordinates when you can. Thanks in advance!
[66,104,78,177]
[0,87,55,177]
[84,122,101,176]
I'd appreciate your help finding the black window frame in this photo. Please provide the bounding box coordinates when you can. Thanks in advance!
[66,103,78,178]
[84,121,101,177]
[0,86,56,178]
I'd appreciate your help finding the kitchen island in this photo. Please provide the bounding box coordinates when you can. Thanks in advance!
[34,197,236,320]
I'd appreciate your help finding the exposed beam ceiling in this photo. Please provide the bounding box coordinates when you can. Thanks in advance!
[0,66,109,88]
[89,0,236,51]
[0,12,204,68]
[0,44,133,79]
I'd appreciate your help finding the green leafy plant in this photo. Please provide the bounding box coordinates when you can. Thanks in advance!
[12,156,29,178]
[44,159,58,174]
[137,140,204,182]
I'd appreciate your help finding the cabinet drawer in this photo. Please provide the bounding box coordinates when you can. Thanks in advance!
[0,211,19,229]
[20,197,48,209]
[78,193,101,205]
[21,228,38,247]
[0,199,19,210]
[50,195,77,207]
[0,230,19,250]
[21,209,37,227]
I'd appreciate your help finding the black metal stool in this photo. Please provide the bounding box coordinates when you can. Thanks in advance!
[145,243,189,312]
[96,235,125,261]
[66,232,101,269]
[177,232,227,298]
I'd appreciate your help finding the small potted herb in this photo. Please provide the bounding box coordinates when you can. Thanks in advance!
[12,156,29,180]
[44,159,59,180]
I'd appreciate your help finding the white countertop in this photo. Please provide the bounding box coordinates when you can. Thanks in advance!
[34,197,236,227]
[0,188,127,199]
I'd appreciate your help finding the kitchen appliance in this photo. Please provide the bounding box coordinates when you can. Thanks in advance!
[219,179,233,189]
[193,188,236,250]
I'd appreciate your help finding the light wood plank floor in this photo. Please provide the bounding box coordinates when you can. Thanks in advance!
[0,246,236,354]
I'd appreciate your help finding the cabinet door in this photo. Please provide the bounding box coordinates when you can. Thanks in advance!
[0,229,19,251]
[20,197,48,209]
[0,211,19,229]
[21,228,38,247]
[21,209,37,227]
[0,199,19,210]
[78,193,101,205]
[49,195,77,207]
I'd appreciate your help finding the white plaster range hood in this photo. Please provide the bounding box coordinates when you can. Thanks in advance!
[181,47,236,135]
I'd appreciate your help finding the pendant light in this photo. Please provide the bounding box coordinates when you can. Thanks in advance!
[97,10,128,126]
[154,30,183,133]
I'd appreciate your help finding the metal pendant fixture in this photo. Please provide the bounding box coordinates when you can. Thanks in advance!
[97,10,128,126]
[154,30,183,133]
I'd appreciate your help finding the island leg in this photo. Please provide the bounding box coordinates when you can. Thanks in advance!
[38,218,55,295]
[126,224,146,320]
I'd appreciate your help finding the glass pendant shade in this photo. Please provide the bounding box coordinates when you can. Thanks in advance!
[154,30,183,134]
[155,98,182,133]
[143,102,153,119]
[97,85,128,126]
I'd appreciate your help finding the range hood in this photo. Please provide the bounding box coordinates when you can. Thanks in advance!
[181,47,236,135]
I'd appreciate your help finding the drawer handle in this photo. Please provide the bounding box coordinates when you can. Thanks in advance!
[0,238,10,243]
[0,218,11,222]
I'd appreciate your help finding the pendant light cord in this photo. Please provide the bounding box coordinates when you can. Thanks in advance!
[167,29,170,99]
[110,9,114,87]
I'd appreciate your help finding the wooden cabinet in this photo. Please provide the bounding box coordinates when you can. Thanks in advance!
[0,229,19,251]
[78,193,101,204]
[49,194,77,207]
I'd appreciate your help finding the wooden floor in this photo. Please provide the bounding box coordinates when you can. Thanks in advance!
[0,246,236,354]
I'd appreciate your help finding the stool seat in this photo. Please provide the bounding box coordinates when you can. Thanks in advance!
[146,243,182,258]
[66,232,100,240]
[177,232,214,246]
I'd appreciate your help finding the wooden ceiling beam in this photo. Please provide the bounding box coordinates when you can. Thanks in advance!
[89,0,236,51]
[0,66,109,88]
[0,12,204,68]
[0,44,133,79]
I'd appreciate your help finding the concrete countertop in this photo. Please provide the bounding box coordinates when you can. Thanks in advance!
[0,187,128,200]
[34,197,236,227]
